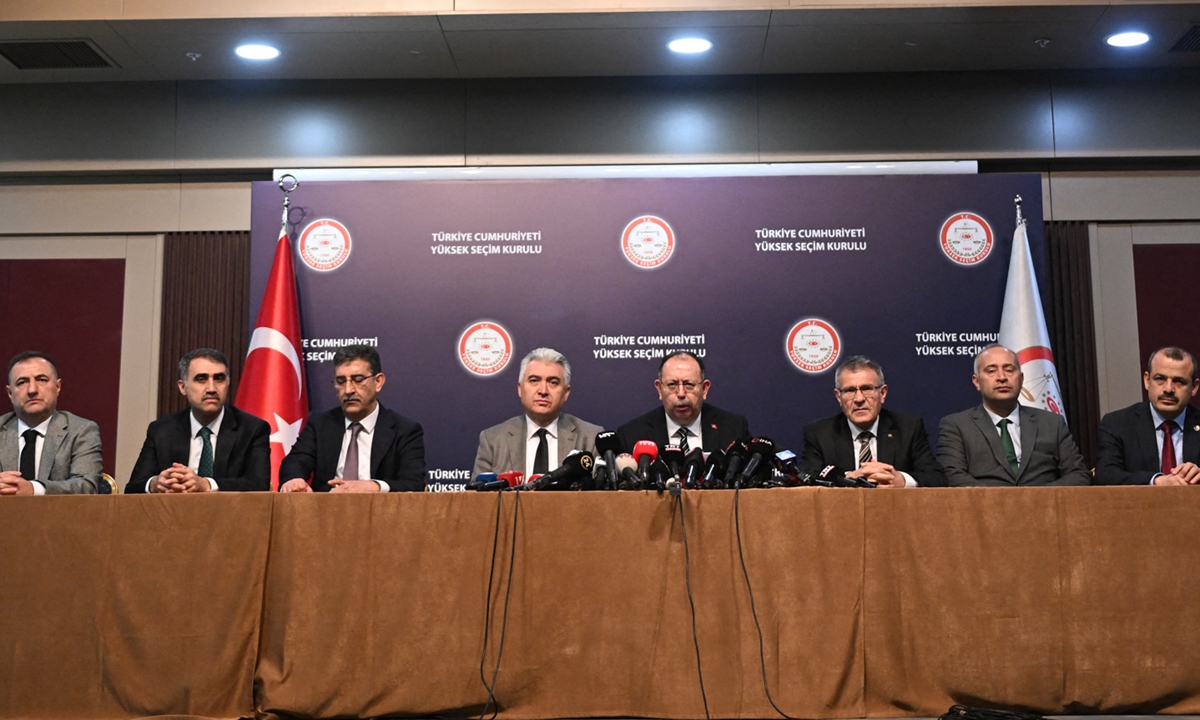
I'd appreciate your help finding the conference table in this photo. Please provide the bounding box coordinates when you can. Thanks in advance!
[3,487,1198,720]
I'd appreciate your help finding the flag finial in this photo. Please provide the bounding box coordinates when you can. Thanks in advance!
[1014,194,1024,224]
[278,173,299,228]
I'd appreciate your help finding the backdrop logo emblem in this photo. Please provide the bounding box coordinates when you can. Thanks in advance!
[458,322,513,376]
[621,216,675,269]
[299,219,352,271]
[939,213,993,265]
[785,319,841,374]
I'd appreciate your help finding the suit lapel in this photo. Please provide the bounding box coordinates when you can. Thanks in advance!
[699,407,720,451]
[972,407,1015,481]
[1136,402,1162,470]
[1182,405,1200,465]
[834,420,857,471]
[38,411,68,481]
[370,408,395,479]
[213,407,237,475]
[508,417,526,475]
[0,415,18,472]
[171,410,193,465]
[1015,407,1037,481]
[652,410,670,448]
[557,415,577,465]
[875,412,897,466]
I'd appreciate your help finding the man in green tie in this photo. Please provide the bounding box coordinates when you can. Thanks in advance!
[127,348,270,493]
[937,344,1090,487]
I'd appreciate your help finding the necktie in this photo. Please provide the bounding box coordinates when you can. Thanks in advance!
[197,426,214,478]
[533,428,549,475]
[20,428,39,481]
[675,427,691,454]
[1161,421,1177,475]
[343,422,363,480]
[857,431,873,467]
[998,419,1019,476]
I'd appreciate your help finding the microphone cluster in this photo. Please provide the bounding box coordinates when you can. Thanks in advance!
[468,437,877,492]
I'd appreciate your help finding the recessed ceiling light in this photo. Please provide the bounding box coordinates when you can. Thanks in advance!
[668,38,712,54]
[235,44,280,60]
[1106,32,1149,47]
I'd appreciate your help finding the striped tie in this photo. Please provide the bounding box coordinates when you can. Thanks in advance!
[857,431,873,467]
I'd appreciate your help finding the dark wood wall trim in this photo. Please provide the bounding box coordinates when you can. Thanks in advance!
[157,231,251,418]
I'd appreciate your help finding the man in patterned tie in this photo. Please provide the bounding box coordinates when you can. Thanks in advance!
[279,344,426,493]
[801,355,946,487]
[128,348,270,493]
[0,351,102,495]
[1094,346,1200,485]
[937,344,1089,487]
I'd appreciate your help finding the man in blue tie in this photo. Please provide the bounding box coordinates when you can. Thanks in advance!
[127,348,270,493]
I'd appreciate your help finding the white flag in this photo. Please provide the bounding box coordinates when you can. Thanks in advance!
[998,217,1066,417]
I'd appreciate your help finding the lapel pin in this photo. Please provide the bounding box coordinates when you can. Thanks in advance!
[1193,425,1198,432]
[887,433,894,438]
[710,424,717,429]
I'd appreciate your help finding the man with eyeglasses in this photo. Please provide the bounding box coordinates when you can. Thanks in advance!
[279,344,426,493]
[127,348,270,493]
[801,355,946,487]
[473,347,603,478]
[1095,346,1200,485]
[937,344,1089,487]
[616,350,750,455]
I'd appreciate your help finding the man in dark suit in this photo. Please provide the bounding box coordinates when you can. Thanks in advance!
[127,348,270,493]
[0,351,102,495]
[473,347,602,478]
[616,351,750,455]
[938,344,1090,487]
[802,355,946,487]
[1095,346,1200,486]
[279,344,425,493]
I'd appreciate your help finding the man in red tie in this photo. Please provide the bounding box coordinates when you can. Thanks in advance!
[1095,346,1200,486]
[279,344,426,493]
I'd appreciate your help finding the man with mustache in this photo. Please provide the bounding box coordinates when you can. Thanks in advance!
[1,351,102,495]
[1095,346,1200,485]
[937,344,1090,487]
[616,351,750,456]
[128,348,270,493]
[279,344,426,493]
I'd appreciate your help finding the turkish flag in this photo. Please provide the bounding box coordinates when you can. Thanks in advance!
[236,226,308,489]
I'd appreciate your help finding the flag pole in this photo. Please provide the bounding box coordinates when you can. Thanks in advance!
[279,173,299,231]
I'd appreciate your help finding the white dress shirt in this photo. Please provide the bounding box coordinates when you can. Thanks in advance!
[143,407,225,492]
[845,417,916,487]
[525,415,561,479]
[16,416,51,496]
[983,405,1023,461]
[337,404,389,492]
[665,414,704,454]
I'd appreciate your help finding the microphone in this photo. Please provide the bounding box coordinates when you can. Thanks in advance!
[473,471,525,491]
[469,472,498,489]
[736,437,776,488]
[649,457,672,492]
[615,453,640,490]
[772,449,806,487]
[594,430,621,490]
[722,440,749,486]
[524,451,595,490]
[701,449,727,489]
[681,448,704,489]
[659,444,685,482]
[632,440,658,485]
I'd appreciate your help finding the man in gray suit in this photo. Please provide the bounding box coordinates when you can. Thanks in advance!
[937,344,1089,487]
[0,351,103,495]
[473,347,603,479]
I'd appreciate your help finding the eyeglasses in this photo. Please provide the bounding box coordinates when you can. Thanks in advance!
[662,380,702,394]
[837,384,882,398]
[333,374,377,388]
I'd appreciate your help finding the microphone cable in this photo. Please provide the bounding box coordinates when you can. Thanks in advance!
[940,706,1047,720]
[733,486,801,720]
[477,488,522,720]
[675,493,712,720]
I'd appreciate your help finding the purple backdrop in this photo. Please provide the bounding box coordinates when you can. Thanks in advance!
[250,173,1045,489]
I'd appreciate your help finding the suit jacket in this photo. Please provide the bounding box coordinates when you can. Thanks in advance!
[616,404,750,455]
[0,410,102,494]
[279,403,426,492]
[801,408,947,487]
[1094,401,1200,485]
[937,404,1091,487]
[472,413,603,477]
[125,405,271,493]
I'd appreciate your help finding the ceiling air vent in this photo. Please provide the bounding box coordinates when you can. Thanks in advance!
[0,39,115,69]
[1169,25,1200,52]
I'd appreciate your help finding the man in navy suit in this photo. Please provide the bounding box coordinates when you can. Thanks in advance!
[616,351,750,455]
[1095,346,1200,486]
[128,348,270,493]
[279,344,425,493]
[802,355,946,487]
